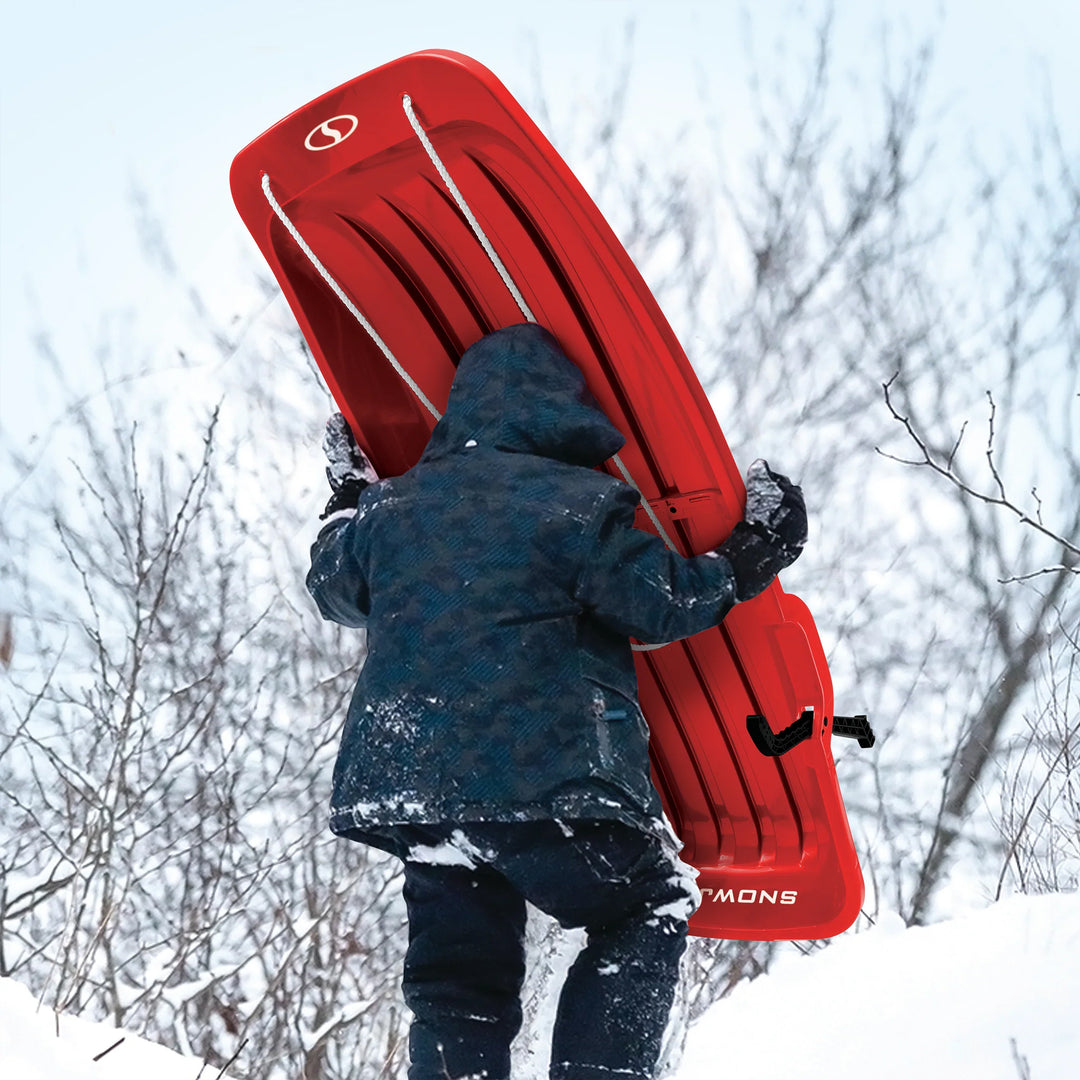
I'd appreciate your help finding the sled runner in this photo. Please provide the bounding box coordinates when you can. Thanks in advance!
[231,50,872,940]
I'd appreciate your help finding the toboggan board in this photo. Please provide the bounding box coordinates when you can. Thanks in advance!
[231,50,867,940]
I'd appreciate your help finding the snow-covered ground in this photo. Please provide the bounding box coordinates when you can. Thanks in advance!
[4,891,1077,1079]
[682,891,1080,1080]
[0,978,232,1080]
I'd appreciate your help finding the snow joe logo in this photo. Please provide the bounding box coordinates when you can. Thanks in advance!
[701,888,798,906]
[304,115,359,152]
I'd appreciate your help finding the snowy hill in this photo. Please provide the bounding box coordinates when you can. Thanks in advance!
[681,891,1080,1080]
[0,978,232,1080]
[3,892,1076,1079]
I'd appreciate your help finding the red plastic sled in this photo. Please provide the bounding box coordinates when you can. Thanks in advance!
[231,50,868,940]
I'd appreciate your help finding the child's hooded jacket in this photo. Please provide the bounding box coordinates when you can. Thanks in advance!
[307,323,741,840]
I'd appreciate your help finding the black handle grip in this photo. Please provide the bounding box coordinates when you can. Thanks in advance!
[831,714,876,748]
[747,710,876,756]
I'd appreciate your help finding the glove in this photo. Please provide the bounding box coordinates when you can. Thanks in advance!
[716,461,807,602]
[320,413,377,519]
[743,459,807,559]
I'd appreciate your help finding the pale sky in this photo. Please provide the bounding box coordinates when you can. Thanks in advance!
[2,0,1076,442]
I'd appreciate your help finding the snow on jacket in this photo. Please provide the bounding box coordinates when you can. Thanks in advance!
[307,323,742,840]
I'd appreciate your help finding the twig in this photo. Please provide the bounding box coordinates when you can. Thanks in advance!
[880,374,1080,563]
[214,1037,248,1079]
[1010,1036,1032,1080]
[995,710,1080,900]
[93,1036,125,1061]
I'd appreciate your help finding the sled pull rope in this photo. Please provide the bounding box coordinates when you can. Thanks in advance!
[260,173,444,422]
[401,94,678,559]
[402,94,536,324]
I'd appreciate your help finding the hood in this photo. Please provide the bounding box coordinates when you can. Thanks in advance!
[421,323,626,467]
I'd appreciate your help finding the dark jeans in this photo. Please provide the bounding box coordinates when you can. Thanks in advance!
[368,820,699,1080]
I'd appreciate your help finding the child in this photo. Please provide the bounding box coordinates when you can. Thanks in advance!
[307,323,806,1080]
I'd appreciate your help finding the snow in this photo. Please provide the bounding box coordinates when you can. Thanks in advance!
[681,891,1080,1080]
[5,891,1075,1079]
[0,977,234,1079]
[407,829,496,868]
[743,459,786,527]
[300,999,373,1055]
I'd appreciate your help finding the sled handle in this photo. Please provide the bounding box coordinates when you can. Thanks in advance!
[747,710,875,756]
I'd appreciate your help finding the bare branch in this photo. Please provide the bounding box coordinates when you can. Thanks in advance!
[880,375,1080,567]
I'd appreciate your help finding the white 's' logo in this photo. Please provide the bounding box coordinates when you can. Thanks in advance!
[304,115,359,152]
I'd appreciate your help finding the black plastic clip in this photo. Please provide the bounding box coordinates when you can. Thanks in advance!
[746,710,876,756]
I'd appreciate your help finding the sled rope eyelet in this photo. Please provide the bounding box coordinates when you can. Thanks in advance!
[260,173,444,422]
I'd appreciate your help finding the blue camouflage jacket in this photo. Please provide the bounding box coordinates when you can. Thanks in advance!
[307,323,741,841]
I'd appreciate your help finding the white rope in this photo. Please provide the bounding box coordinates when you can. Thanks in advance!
[399,94,678,559]
[611,452,676,650]
[611,455,678,551]
[402,94,537,324]
[260,173,443,421]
